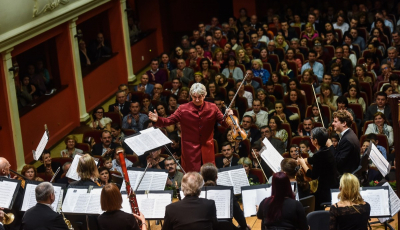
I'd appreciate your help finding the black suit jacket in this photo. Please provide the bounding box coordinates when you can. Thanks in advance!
[365,105,392,123]
[22,203,69,230]
[247,127,261,145]
[91,142,117,156]
[162,196,218,230]
[108,101,131,117]
[329,128,360,175]
[215,156,239,169]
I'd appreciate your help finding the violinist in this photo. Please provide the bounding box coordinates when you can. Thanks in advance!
[149,83,233,172]
[98,183,147,230]
[297,127,339,210]
[216,142,239,168]
[37,149,63,182]
[280,158,310,199]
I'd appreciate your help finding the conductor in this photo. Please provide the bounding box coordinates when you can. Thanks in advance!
[149,83,232,172]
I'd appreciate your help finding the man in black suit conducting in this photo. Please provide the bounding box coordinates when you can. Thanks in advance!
[326,110,360,175]
[162,172,218,230]
[22,182,69,229]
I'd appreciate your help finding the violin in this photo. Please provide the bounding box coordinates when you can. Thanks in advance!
[223,104,247,140]
[222,72,249,141]
[296,147,313,182]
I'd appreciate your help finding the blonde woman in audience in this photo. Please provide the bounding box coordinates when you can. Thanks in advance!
[302,22,319,40]
[236,48,251,70]
[329,173,370,229]
[89,106,112,131]
[317,83,338,111]
[365,112,394,146]
[212,48,225,70]
[300,69,316,87]
[275,34,289,51]
[61,135,83,158]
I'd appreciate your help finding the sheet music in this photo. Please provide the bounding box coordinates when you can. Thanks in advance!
[206,189,231,219]
[66,155,99,181]
[261,138,284,173]
[0,180,18,209]
[332,188,390,217]
[216,168,249,195]
[135,193,171,219]
[33,131,48,160]
[242,187,271,217]
[379,182,400,223]
[369,143,390,177]
[121,194,132,214]
[124,127,172,156]
[21,183,62,212]
[85,189,102,214]
[121,170,168,192]
[61,188,88,213]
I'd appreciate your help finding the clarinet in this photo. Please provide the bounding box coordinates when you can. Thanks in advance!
[117,150,142,229]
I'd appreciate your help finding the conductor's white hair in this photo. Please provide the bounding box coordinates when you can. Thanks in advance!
[190,83,207,97]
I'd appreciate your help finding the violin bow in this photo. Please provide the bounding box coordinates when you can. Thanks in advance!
[223,72,249,118]
[311,84,325,128]
[251,149,269,183]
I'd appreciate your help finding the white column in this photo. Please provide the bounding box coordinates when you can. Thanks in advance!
[69,18,90,122]
[120,0,136,82]
[1,49,26,170]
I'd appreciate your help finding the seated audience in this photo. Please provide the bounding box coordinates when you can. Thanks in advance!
[167,94,179,114]
[147,148,165,169]
[299,140,313,157]
[317,83,338,111]
[288,144,300,160]
[98,183,146,230]
[78,39,92,67]
[279,60,295,79]
[98,166,111,186]
[298,117,314,137]
[222,56,243,81]
[206,81,225,101]
[133,74,154,97]
[216,142,239,168]
[60,135,83,158]
[154,103,175,133]
[256,88,274,111]
[329,173,370,229]
[310,102,329,128]
[37,149,63,182]
[108,90,131,117]
[257,172,308,230]
[170,59,194,87]
[365,112,394,147]
[141,94,154,114]
[365,92,392,123]
[252,59,270,84]
[243,99,269,128]
[88,33,112,61]
[159,53,176,71]
[19,165,44,188]
[90,106,112,131]
[122,101,149,132]
[286,79,305,96]
[347,85,366,113]
[92,130,117,157]
[178,87,190,101]
[301,50,324,81]
[241,115,261,144]
[18,76,35,106]
[315,74,342,96]
[354,65,372,85]
[269,115,288,148]
[236,48,252,70]
[255,125,285,154]
[165,156,183,188]
[269,72,287,93]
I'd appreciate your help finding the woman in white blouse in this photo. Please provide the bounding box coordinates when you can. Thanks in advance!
[89,106,112,131]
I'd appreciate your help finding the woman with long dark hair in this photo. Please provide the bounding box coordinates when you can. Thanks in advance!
[257,172,308,230]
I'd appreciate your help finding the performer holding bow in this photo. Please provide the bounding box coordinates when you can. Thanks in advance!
[149,83,233,172]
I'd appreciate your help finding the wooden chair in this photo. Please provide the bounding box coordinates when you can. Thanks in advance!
[252,77,263,87]
[126,155,139,164]
[263,63,272,74]
[123,129,136,136]
[362,120,373,133]
[268,54,280,67]
[324,45,335,60]
[300,83,313,106]
[274,84,285,99]
[281,75,290,84]
[268,95,276,104]
[359,82,372,105]
[334,29,343,43]
[244,85,255,99]
[347,103,364,121]
[300,195,315,215]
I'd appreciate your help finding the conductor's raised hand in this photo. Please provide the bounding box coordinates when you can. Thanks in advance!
[148,109,158,122]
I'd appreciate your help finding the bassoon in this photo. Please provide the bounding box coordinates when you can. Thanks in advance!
[117,150,142,228]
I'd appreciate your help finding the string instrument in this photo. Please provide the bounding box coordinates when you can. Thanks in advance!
[295,148,313,182]
[251,149,269,183]
[222,72,249,140]
[311,84,325,128]
[117,150,142,229]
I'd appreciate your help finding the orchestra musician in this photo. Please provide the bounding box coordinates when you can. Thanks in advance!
[149,83,233,172]
[98,183,147,230]
[19,164,44,188]
[0,208,5,230]
[68,153,100,187]
[162,172,218,230]
[22,182,69,230]
[297,127,339,210]
[200,163,250,230]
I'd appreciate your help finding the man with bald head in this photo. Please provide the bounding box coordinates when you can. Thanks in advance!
[0,157,11,178]
[250,15,261,29]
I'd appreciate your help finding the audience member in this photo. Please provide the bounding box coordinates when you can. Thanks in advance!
[60,135,83,158]
[243,99,268,128]
[122,101,149,132]
[92,130,117,157]
[88,33,112,61]
[108,90,131,117]
[300,50,324,81]
[365,92,392,123]
[90,106,112,131]
[170,59,194,87]
[216,142,239,168]
[315,74,342,96]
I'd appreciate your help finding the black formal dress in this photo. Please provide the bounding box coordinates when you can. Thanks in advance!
[215,157,239,169]
[307,146,339,209]
[257,197,308,230]
[329,202,371,230]
[98,210,140,230]
[68,179,99,187]
[329,128,360,175]
[108,101,131,117]
[22,203,69,230]
[162,196,218,230]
